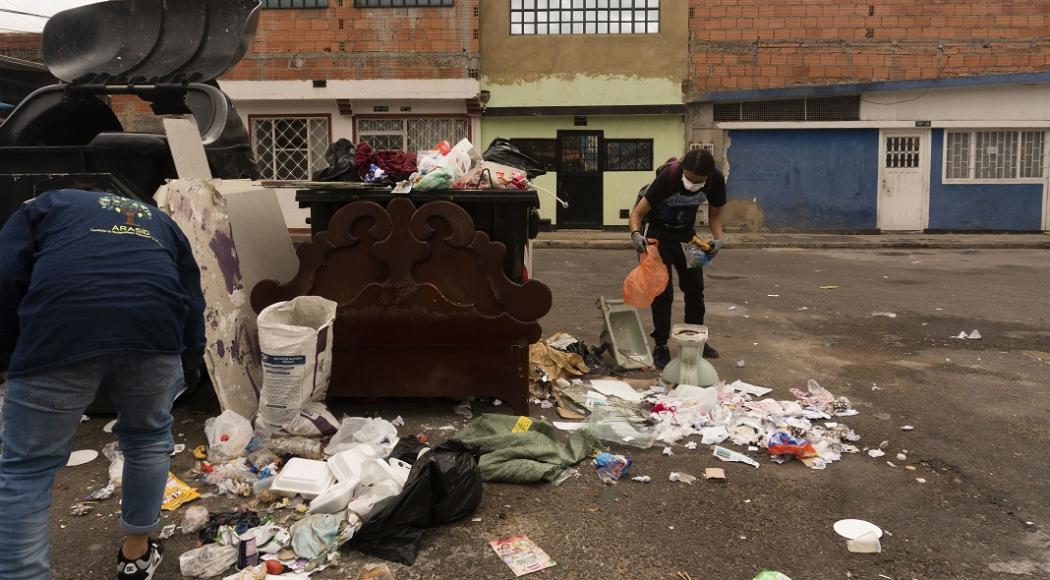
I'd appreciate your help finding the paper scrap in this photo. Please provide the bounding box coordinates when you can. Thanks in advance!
[631,476,652,483]
[713,445,760,468]
[871,311,897,318]
[669,472,697,485]
[589,379,644,403]
[103,419,117,433]
[552,421,585,432]
[489,534,557,577]
[728,380,773,397]
[703,468,726,480]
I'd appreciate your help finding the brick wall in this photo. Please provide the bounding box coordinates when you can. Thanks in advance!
[226,2,480,81]
[0,32,42,61]
[689,0,1050,96]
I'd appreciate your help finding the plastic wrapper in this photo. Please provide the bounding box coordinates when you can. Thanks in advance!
[592,452,632,484]
[161,472,201,511]
[268,436,325,460]
[205,410,253,461]
[351,441,483,565]
[179,544,238,578]
[102,441,124,487]
[623,241,670,308]
[181,505,210,534]
[413,166,458,191]
[585,419,657,449]
[767,431,818,459]
[681,242,712,269]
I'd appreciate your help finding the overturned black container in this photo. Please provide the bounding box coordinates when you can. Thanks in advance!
[0,0,262,225]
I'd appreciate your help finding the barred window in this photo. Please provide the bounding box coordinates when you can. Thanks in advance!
[251,117,329,180]
[263,0,329,8]
[605,139,653,171]
[355,0,453,6]
[511,138,558,171]
[945,130,1045,181]
[357,118,469,152]
[510,0,660,36]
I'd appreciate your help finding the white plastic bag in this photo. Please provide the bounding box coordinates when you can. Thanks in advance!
[257,296,337,429]
[324,417,398,457]
[205,410,253,460]
[179,544,238,578]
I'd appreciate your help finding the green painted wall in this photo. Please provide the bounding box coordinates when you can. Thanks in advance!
[482,75,684,108]
[481,114,685,226]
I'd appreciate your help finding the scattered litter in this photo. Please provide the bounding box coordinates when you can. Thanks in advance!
[669,472,697,485]
[159,524,177,539]
[85,483,115,501]
[736,360,746,368]
[66,449,99,467]
[847,531,882,554]
[552,421,585,432]
[727,380,773,397]
[767,294,780,297]
[905,466,917,471]
[162,472,201,511]
[204,410,253,461]
[179,544,238,578]
[754,572,793,580]
[391,416,405,427]
[728,305,737,310]
[953,332,968,339]
[593,452,632,484]
[703,468,726,480]
[713,446,760,468]
[181,505,210,534]
[355,563,397,580]
[834,519,883,540]
[896,453,907,461]
[493,398,503,407]
[490,534,556,577]
[551,467,578,487]
[589,379,644,403]
[80,415,90,423]
[968,329,982,339]
[867,449,886,458]
[454,401,473,419]
[289,513,342,560]
[916,478,927,484]
[886,461,897,468]
[685,441,697,450]
[820,285,839,290]
[103,419,117,433]
[171,443,186,456]
[662,446,674,456]
[901,425,914,431]
[871,312,897,318]
[630,475,651,483]
[69,503,94,516]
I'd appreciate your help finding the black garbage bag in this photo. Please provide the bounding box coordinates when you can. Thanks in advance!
[389,436,429,466]
[482,138,547,179]
[313,138,358,182]
[198,510,260,545]
[561,339,614,375]
[350,440,483,565]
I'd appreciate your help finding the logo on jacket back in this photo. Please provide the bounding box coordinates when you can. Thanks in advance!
[90,195,160,243]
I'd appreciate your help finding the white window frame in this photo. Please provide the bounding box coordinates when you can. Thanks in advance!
[942,128,1049,185]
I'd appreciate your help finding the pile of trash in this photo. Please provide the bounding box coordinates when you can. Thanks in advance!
[546,376,862,471]
[168,410,484,577]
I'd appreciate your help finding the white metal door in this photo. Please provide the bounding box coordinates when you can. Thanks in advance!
[878,131,929,231]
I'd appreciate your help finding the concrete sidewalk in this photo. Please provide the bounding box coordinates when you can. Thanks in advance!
[534,229,1050,249]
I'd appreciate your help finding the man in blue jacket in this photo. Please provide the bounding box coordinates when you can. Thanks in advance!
[0,189,205,580]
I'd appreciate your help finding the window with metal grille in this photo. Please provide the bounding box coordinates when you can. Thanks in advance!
[885,136,920,169]
[511,138,558,171]
[713,96,860,122]
[357,118,469,152]
[263,0,329,8]
[355,0,452,6]
[944,130,1045,181]
[605,139,653,171]
[510,0,660,36]
[251,117,329,180]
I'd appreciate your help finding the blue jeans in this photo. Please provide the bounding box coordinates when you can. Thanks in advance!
[0,353,182,580]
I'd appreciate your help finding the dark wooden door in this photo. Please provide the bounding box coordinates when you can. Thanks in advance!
[556,130,603,228]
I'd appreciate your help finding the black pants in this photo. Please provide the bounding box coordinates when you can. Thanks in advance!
[650,239,705,346]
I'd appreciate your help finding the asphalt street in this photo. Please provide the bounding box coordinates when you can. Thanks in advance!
[46,247,1050,579]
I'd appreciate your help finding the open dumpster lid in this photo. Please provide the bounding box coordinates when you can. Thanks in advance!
[42,0,261,86]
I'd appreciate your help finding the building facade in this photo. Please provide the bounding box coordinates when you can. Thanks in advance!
[688,0,1050,232]
[479,0,688,229]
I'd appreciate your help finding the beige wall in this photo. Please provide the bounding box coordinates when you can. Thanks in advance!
[480,0,689,86]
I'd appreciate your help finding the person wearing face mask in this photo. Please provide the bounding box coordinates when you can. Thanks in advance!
[628,148,726,369]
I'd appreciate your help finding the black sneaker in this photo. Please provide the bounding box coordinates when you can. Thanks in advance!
[653,345,671,370]
[703,343,720,359]
[117,540,163,580]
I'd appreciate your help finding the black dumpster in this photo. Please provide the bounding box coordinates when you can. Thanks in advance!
[296,189,541,284]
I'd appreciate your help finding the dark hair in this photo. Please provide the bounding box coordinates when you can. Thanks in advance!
[682,148,716,176]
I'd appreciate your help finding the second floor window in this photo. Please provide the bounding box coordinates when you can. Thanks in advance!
[511,0,660,36]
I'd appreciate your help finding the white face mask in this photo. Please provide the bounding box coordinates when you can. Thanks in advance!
[682,175,705,192]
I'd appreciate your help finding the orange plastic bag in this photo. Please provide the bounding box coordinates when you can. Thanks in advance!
[622,241,669,308]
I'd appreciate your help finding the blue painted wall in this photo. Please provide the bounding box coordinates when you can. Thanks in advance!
[726,129,879,230]
[928,129,1045,230]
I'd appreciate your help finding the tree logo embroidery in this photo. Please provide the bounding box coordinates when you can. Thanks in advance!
[98,195,153,226]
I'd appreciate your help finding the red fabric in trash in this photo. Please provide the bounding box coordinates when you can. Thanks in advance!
[767,441,818,459]
[355,141,418,180]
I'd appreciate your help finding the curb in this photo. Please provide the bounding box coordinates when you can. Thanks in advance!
[533,240,1050,250]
